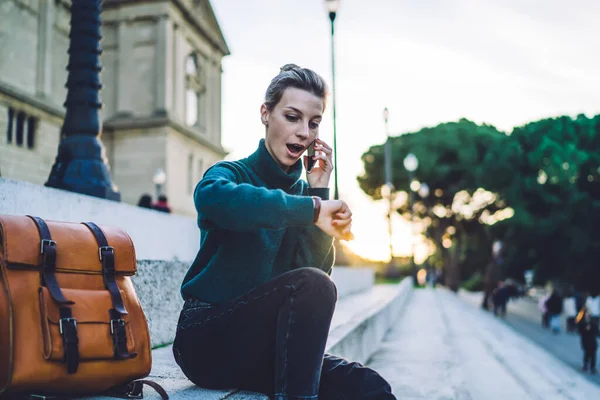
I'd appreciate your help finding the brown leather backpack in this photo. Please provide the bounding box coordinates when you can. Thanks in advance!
[0,215,166,398]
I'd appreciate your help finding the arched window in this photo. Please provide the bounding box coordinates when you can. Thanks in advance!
[185,52,206,128]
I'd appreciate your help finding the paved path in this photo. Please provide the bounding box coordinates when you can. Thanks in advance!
[366,288,600,400]
[460,290,600,387]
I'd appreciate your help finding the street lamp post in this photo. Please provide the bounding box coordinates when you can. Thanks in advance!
[152,168,166,200]
[403,153,419,286]
[325,0,340,200]
[45,0,120,201]
[383,107,394,263]
[418,182,430,284]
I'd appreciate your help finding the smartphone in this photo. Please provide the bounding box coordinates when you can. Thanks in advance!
[306,140,317,172]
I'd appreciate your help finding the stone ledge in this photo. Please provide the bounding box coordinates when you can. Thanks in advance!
[0,178,200,262]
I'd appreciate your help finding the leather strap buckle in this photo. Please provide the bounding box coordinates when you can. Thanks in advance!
[99,245,115,261]
[124,381,144,399]
[110,318,125,335]
[59,317,77,335]
[40,239,56,254]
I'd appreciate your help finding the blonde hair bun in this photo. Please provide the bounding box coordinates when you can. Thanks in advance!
[280,63,301,73]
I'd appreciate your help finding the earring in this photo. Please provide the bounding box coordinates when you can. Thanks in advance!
[262,119,268,126]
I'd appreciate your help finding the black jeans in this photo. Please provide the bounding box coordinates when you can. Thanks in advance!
[172,268,395,400]
[584,346,597,370]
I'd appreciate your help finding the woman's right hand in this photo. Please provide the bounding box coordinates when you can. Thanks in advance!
[315,200,354,241]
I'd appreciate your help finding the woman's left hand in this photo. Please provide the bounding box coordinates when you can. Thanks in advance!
[304,138,333,188]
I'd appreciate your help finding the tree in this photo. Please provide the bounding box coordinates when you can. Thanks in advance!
[358,119,508,290]
[482,115,600,290]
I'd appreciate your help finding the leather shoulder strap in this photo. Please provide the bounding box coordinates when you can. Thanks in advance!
[82,222,127,315]
[26,216,73,306]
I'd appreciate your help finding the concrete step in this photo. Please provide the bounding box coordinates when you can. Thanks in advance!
[85,279,412,400]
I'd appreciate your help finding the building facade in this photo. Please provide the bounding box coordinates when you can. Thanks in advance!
[0,0,229,216]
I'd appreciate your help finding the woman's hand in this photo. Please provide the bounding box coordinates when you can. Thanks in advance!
[314,199,354,241]
[304,138,333,188]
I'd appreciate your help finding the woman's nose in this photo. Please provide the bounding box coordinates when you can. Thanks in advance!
[296,123,310,139]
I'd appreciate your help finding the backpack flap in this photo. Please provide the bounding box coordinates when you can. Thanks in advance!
[0,215,136,276]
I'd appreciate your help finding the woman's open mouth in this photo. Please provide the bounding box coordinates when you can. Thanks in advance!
[286,143,305,157]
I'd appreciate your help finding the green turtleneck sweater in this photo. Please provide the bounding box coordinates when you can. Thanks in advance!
[181,139,335,304]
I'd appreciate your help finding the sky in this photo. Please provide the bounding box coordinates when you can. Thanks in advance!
[209,0,600,262]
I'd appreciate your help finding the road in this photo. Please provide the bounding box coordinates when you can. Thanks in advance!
[459,290,600,387]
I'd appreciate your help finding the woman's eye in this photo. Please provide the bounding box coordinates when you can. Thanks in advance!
[310,122,320,129]
[286,115,299,122]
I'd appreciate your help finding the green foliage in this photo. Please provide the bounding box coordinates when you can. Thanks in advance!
[358,115,600,291]
[481,114,600,290]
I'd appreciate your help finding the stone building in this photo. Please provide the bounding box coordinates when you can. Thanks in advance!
[0,0,229,216]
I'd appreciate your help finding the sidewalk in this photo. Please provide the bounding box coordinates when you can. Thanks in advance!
[366,288,600,400]
[460,290,600,387]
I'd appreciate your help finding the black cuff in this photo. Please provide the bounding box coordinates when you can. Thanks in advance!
[308,188,330,200]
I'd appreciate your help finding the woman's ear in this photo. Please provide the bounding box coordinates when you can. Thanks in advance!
[260,104,269,126]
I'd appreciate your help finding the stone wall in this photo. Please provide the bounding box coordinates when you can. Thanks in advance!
[0,0,39,95]
[0,99,62,185]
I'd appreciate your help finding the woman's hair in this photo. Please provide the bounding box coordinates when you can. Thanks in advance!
[264,64,328,111]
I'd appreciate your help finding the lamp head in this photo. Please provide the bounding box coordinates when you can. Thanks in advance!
[403,153,418,172]
[153,168,167,185]
[325,0,341,14]
[418,183,430,198]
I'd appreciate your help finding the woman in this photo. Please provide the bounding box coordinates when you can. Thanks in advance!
[172,64,395,399]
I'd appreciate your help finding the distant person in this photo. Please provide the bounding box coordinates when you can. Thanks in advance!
[137,193,153,209]
[576,307,599,374]
[539,292,551,329]
[586,292,600,327]
[564,294,578,334]
[153,194,172,213]
[492,281,510,317]
[545,290,564,334]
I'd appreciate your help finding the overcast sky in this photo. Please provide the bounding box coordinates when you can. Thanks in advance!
[210,0,600,261]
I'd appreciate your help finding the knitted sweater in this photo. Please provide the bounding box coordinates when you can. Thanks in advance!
[181,139,335,303]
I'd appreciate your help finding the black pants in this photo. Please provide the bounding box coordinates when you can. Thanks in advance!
[172,268,396,400]
[493,302,506,317]
[584,346,597,370]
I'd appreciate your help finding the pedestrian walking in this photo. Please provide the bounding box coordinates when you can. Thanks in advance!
[539,293,550,329]
[492,281,510,317]
[576,308,599,374]
[564,294,578,334]
[545,290,563,334]
[586,292,600,327]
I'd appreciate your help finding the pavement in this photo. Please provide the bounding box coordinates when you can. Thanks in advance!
[366,288,600,400]
[460,290,600,387]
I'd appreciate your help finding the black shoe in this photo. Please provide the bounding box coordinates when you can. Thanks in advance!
[583,365,589,372]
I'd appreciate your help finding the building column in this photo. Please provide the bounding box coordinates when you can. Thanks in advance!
[216,63,223,143]
[171,23,181,121]
[154,15,172,115]
[36,0,55,97]
[116,21,134,115]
